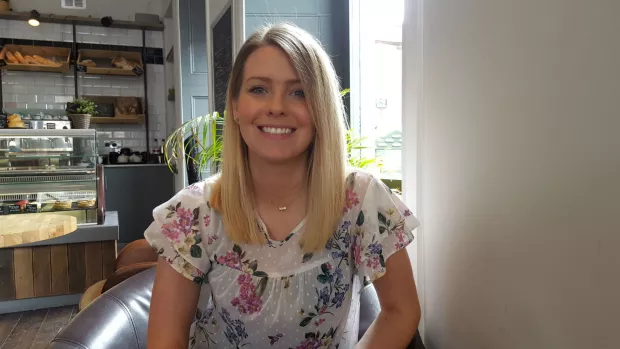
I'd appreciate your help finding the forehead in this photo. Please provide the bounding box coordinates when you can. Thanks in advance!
[243,45,300,82]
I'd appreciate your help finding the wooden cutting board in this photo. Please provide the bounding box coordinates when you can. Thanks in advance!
[0,214,77,248]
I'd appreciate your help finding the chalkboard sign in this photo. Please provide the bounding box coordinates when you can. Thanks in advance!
[95,102,115,117]
[212,6,233,116]
[24,204,38,213]
[132,66,144,76]
[7,204,20,214]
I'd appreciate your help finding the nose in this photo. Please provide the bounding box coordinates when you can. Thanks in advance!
[268,93,285,116]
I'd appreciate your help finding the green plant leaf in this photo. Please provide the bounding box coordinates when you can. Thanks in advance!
[300,317,313,327]
[190,245,202,258]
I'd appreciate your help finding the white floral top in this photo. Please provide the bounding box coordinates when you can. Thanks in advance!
[144,171,419,349]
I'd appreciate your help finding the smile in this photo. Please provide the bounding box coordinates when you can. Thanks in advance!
[259,126,295,135]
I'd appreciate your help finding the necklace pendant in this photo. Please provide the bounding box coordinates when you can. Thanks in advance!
[278,206,287,211]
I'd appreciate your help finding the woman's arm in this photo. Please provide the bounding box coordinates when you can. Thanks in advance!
[147,258,201,349]
[356,249,421,349]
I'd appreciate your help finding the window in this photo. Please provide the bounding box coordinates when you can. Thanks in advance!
[350,0,405,189]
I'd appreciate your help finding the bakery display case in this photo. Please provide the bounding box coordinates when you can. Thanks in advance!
[0,129,104,225]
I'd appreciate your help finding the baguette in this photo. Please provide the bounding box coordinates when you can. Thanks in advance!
[5,51,18,64]
[14,51,27,64]
[24,55,38,64]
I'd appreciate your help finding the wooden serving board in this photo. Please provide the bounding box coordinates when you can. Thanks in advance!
[0,214,77,248]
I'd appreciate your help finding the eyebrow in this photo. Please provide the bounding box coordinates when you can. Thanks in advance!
[245,76,301,84]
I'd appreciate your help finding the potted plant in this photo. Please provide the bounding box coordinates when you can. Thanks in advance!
[0,1,10,12]
[66,98,98,129]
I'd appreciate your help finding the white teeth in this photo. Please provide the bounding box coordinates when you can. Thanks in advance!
[262,127,292,135]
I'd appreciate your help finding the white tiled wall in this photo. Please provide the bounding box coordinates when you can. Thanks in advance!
[0,19,167,154]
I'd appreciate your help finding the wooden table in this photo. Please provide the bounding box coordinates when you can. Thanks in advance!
[0,214,78,248]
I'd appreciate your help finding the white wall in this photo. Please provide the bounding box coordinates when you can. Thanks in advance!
[409,0,620,348]
[13,0,157,21]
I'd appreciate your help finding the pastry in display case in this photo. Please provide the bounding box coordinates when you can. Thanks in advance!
[0,129,104,225]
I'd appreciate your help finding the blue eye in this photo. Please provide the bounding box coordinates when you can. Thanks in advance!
[292,90,305,98]
[249,86,266,94]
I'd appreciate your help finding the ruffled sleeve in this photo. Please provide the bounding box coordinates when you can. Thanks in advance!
[352,175,420,287]
[144,182,212,284]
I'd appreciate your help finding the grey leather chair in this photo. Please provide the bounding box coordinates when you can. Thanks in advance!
[47,268,424,348]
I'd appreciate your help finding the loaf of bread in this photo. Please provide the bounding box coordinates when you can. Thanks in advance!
[14,51,27,64]
[24,55,38,64]
[5,51,18,64]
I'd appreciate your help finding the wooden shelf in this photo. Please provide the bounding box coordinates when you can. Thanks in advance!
[0,10,164,31]
[0,45,71,73]
[78,50,144,77]
[90,115,145,125]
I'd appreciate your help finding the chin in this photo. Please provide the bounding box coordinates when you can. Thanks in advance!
[251,149,309,165]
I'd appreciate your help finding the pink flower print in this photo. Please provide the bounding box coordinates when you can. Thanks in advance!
[404,209,412,217]
[231,274,263,315]
[314,318,326,327]
[394,226,408,249]
[207,233,218,245]
[161,222,182,243]
[366,255,381,270]
[295,337,323,349]
[343,188,360,212]
[174,207,194,235]
[185,182,204,194]
[203,214,211,228]
[217,251,241,270]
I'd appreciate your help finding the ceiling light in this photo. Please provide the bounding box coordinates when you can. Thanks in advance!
[28,10,40,27]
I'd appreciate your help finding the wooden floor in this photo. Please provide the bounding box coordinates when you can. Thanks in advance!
[0,306,76,349]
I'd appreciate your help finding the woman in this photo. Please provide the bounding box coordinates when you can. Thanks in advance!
[145,23,420,349]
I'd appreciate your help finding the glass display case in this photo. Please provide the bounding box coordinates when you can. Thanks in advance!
[0,129,104,225]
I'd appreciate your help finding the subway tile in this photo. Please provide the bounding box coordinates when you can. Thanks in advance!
[100,36,119,45]
[15,102,27,109]
[55,96,74,103]
[16,95,36,103]
[3,94,15,102]
[11,76,34,85]
[82,87,104,96]
[76,25,91,35]
[4,85,26,94]
[27,103,47,109]
[4,102,17,108]
[62,33,74,42]
[0,19,9,29]
[65,86,77,95]
[78,34,100,44]
[55,78,75,86]
[109,28,129,37]
[117,36,137,46]
[110,80,131,88]
[113,131,127,138]
[38,95,56,103]
[120,88,139,96]
[90,27,109,36]
[46,103,66,110]
[34,76,57,86]
[103,88,122,96]
[92,80,111,88]
[45,86,66,95]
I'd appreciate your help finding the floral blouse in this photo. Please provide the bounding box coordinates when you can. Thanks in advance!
[144,171,419,349]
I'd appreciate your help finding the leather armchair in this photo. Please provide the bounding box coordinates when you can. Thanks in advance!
[47,268,424,349]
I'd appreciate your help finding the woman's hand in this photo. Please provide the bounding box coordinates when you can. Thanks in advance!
[147,258,201,349]
[356,249,421,349]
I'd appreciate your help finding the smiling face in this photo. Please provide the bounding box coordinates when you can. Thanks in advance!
[233,45,314,165]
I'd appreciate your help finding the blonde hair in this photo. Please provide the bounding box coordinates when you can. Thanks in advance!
[210,23,347,253]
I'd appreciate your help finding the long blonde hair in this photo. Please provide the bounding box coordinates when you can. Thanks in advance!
[210,23,346,253]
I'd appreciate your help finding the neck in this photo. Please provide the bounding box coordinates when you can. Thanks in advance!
[249,153,308,204]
